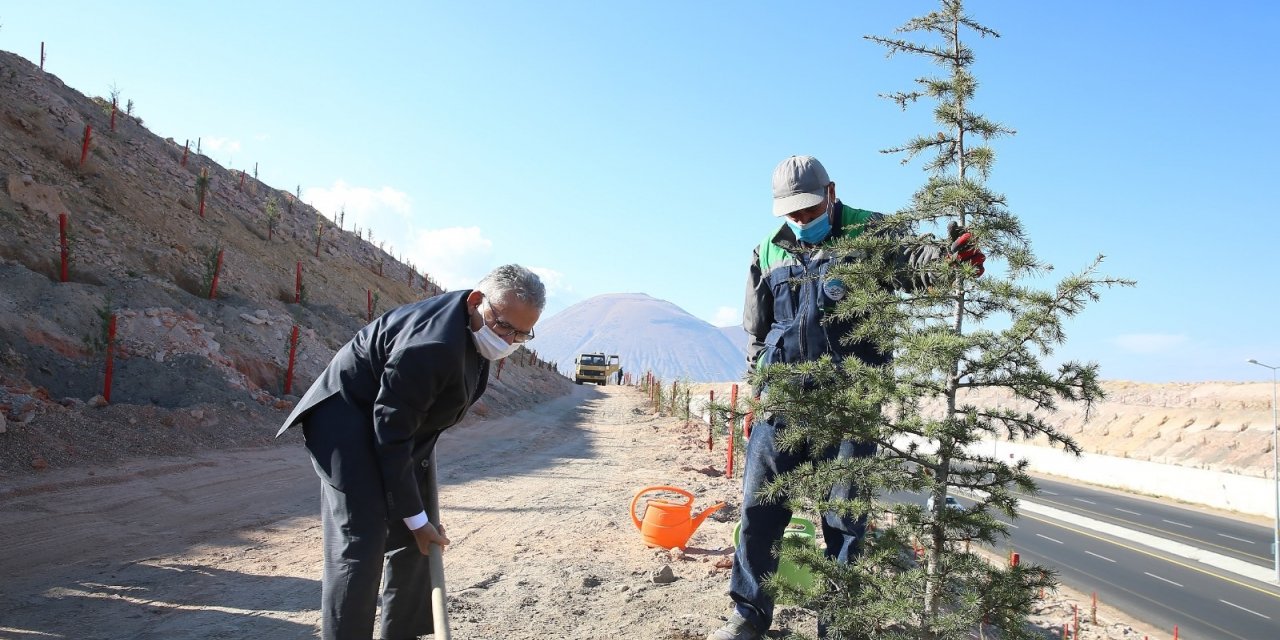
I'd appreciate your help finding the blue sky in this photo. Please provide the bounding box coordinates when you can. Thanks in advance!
[3,2,1277,383]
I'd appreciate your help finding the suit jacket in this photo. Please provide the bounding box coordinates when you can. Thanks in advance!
[278,289,489,519]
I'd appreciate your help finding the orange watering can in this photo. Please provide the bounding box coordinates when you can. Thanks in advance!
[630,485,725,549]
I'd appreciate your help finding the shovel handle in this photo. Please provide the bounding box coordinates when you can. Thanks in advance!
[425,451,451,640]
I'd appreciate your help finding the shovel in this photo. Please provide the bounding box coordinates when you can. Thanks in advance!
[425,450,452,639]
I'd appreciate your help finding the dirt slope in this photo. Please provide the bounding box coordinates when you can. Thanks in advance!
[0,385,1148,640]
[0,47,572,481]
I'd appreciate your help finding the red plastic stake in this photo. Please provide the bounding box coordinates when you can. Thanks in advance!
[58,213,69,282]
[744,410,753,440]
[103,314,116,403]
[1173,625,1178,640]
[181,140,189,167]
[1073,605,1078,638]
[110,99,117,131]
[284,325,299,395]
[208,249,224,299]
[367,289,373,322]
[1091,592,1097,624]
[79,124,92,166]
[40,42,45,70]
[1060,624,1066,640]
[238,170,246,191]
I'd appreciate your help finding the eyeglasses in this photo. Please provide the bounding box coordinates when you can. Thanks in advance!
[483,300,536,343]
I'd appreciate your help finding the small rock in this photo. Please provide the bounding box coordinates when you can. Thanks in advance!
[31,456,48,470]
[22,174,34,186]
[649,565,676,584]
[128,417,138,425]
[232,401,246,411]
[88,395,108,408]
[254,309,270,319]
[581,575,601,588]
[240,313,266,325]
[190,409,204,419]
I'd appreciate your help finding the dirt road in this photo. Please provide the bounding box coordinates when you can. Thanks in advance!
[2,384,1151,640]
[0,385,780,639]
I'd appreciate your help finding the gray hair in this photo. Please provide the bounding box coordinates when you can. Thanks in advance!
[477,264,546,310]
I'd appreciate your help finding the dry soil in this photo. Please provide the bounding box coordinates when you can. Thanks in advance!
[1,385,1153,640]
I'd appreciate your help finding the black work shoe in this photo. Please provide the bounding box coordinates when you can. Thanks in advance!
[707,612,764,640]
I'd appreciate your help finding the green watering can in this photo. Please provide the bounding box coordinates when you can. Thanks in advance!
[733,516,817,590]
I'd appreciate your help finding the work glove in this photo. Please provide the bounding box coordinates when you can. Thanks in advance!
[947,222,985,277]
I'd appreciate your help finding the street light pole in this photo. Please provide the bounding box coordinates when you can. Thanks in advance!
[1247,358,1280,584]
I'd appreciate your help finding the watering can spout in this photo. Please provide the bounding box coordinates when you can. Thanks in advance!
[689,501,725,535]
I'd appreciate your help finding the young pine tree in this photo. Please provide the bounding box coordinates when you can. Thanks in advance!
[750,2,1132,638]
[265,196,281,242]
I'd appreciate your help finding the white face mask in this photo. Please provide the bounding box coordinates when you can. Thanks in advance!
[472,323,519,360]
[471,301,521,360]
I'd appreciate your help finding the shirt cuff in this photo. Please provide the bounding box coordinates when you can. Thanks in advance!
[403,511,429,530]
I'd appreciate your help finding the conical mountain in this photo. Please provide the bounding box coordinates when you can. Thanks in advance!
[530,293,746,383]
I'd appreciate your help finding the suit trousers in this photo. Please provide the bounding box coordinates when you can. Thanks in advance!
[306,397,435,640]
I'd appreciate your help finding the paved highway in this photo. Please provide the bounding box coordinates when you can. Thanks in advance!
[1021,474,1276,568]
[996,499,1280,640]
[893,487,1280,638]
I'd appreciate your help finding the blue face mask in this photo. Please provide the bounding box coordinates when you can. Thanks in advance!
[787,206,832,243]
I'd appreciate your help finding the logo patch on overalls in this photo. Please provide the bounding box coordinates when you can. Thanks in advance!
[822,277,846,302]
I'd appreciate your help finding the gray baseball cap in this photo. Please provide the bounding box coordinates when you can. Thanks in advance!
[771,155,830,216]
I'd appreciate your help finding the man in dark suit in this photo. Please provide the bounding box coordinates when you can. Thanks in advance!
[277,264,545,640]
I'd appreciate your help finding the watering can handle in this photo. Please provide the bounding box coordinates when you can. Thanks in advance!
[629,485,695,531]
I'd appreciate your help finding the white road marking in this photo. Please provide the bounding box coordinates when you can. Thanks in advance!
[1217,533,1254,544]
[1144,572,1183,588]
[1219,599,1270,619]
[1073,498,1097,505]
[1036,534,1063,544]
[1162,519,1192,529]
[1114,508,1141,516]
[1084,550,1116,563]
[1040,490,1059,495]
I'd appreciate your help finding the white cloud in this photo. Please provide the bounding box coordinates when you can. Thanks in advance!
[202,136,241,155]
[528,267,570,297]
[1112,333,1189,354]
[405,227,495,291]
[712,306,741,327]
[304,180,411,226]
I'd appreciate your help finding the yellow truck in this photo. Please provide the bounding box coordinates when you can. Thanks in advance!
[573,352,621,385]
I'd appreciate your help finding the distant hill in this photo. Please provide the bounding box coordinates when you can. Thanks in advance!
[530,293,746,382]
[718,324,749,363]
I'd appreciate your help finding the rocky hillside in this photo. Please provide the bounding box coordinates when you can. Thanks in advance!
[0,49,573,479]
